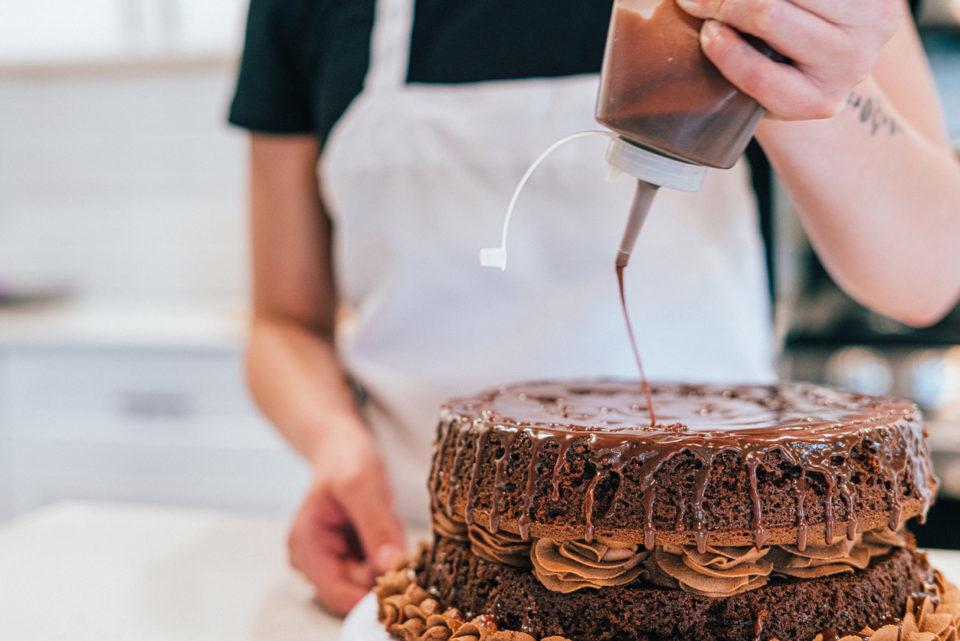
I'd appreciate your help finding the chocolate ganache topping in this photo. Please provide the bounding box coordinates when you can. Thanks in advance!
[430,380,937,549]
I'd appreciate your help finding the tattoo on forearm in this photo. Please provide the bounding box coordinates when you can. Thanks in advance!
[846,91,900,136]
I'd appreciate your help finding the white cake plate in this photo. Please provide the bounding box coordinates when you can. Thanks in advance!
[340,593,393,641]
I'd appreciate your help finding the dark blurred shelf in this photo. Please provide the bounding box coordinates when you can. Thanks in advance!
[910,496,960,549]
[787,331,960,349]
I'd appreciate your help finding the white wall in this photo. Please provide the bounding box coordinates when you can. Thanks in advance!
[0,66,249,307]
[0,0,248,64]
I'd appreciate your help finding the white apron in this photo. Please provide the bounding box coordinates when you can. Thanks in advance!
[320,0,776,522]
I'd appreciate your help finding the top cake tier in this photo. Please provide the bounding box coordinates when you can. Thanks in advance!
[429,380,938,549]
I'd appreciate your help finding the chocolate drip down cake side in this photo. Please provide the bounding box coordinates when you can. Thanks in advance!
[374,380,958,641]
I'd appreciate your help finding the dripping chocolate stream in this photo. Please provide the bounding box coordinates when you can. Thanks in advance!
[616,264,656,426]
[444,419,469,518]
[439,381,934,547]
[687,447,716,554]
[430,417,458,515]
[551,435,576,502]
[746,455,769,549]
[464,428,491,526]
[518,437,546,541]
[488,431,518,534]
[796,471,809,551]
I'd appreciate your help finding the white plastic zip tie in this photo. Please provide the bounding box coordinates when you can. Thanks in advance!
[480,130,615,270]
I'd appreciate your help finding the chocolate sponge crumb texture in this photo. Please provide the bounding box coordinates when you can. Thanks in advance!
[374,380,952,641]
[374,548,960,641]
[431,381,936,549]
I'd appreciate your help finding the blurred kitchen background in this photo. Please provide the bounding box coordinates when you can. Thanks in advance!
[0,0,958,547]
[776,0,960,548]
[0,0,310,524]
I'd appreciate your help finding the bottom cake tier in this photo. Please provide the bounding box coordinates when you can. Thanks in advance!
[374,538,960,641]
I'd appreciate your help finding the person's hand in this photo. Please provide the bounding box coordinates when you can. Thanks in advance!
[675,0,903,120]
[288,427,405,616]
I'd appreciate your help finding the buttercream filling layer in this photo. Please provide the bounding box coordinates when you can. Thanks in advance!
[434,514,908,596]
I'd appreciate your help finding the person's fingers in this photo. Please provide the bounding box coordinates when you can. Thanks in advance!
[699,19,845,120]
[310,566,369,615]
[302,553,369,615]
[786,0,903,33]
[331,461,406,575]
[674,0,900,32]
[345,557,378,586]
[676,0,841,68]
[674,0,905,120]
[287,498,370,616]
[310,578,368,617]
[675,0,825,38]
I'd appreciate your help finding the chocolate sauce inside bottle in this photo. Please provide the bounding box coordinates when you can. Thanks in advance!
[596,0,769,168]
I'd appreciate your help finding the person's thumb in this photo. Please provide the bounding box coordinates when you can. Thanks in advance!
[336,464,406,576]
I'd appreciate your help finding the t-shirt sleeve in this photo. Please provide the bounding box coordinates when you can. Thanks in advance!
[228,0,314,135]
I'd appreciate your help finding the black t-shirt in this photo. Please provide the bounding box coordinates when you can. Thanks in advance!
[228,0,920,143]
[229,0,612,144]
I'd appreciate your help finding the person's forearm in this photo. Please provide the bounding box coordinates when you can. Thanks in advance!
[245,134,368,464]
[756,75,960,327]
[246,317,368,465]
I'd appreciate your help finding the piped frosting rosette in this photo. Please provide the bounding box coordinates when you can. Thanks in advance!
[432,510,469,543]
[470,526,530,568]
[648,544,773,596]
[531,538,647,593]
[767,530,906,579]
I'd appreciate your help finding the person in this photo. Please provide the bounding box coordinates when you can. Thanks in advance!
[229,0,960,616]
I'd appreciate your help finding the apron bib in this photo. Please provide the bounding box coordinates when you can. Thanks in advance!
[320,0,775,521]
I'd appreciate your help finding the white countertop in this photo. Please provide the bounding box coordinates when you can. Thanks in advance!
[2,501,959,641]
[0,502,338,641]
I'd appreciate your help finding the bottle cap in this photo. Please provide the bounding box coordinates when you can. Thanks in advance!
[480,247,508,270]
[605,137,706,192]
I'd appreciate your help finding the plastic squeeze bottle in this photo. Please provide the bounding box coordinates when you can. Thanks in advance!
[597,0,774,268]
[481,0,782,273]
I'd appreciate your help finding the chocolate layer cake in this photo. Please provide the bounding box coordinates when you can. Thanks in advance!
[374,380,957,641]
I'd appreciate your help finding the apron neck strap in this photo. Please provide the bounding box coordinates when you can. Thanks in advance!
[364,0,415,92]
